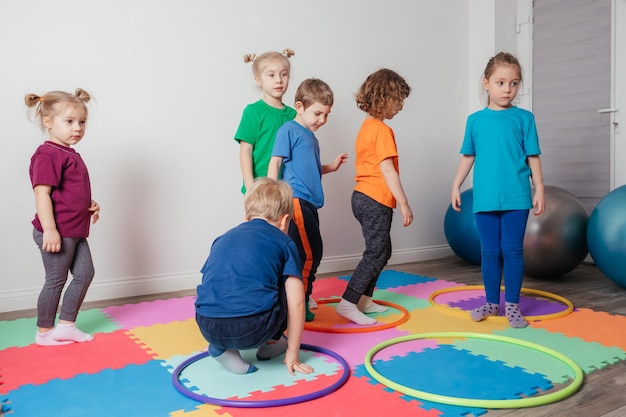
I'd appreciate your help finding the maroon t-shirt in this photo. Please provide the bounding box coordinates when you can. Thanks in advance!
[30,141,92,238]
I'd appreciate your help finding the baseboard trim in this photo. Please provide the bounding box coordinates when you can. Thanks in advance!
[0,245,452,313]
[317,244,453,274]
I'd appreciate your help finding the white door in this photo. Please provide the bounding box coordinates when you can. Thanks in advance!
[531,0,623,210]
[615,0,626,188]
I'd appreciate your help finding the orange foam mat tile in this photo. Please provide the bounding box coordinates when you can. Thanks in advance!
[397,307,509,334]
[531,307,626,350]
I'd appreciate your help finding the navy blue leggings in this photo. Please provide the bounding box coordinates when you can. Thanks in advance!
[474,210,529,304]
[288,198,322,301]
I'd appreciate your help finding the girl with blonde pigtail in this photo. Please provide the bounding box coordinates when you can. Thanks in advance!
[25,88,101,346]
[234,49,296,194]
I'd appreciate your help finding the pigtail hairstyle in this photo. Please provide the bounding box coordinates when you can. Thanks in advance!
[25,88,91,130]
[244,49,295,76]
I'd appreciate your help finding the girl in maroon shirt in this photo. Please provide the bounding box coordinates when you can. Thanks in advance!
[26,88,100,346]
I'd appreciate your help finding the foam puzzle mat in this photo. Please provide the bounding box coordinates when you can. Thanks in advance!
[1,270,625,417]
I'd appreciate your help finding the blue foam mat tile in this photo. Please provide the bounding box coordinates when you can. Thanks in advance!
[353,363,488,417]
[338,269,437,289]
[374,347,552,398]
[6,360,198,417]
[355,344,554,415]
[1,398,12,416]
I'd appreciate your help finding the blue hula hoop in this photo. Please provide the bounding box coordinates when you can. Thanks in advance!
[172,343,350,408]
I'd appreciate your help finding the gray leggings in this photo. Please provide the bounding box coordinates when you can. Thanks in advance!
[342,191,393,304]
[33,228,95,328]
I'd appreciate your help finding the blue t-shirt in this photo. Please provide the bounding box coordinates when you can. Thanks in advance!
[272,120,324,208]
[195,218,302,318]
[460,106,541,213]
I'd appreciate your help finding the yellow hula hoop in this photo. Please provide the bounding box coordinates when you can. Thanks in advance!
[429,286,574,321]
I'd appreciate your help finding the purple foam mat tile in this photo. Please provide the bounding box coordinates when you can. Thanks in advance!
[449,294,567,316]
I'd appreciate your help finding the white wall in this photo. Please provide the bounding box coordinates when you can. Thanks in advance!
[0,0,518,313]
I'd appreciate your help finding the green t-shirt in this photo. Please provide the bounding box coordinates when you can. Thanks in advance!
[234,100,296,193]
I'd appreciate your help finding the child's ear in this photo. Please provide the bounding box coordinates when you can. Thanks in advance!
[42,116,52,129]
[279,213,290,232]
[294,101,305,113]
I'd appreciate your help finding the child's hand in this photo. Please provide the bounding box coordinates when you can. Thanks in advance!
[89,200,100,224]
[335,153,348,170]
[399,203,413,227]
[451,189,462,212]
[533,189,545,216]
[322,153,348,174]
[42,230,62,252]
[284,349,314,375]
[329,153,348,172]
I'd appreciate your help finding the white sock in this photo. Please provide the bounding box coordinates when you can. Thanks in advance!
[36,329,74,346]
[308,298,318,309]
[358,296,388,313]
[336,298,376,325]
[52,322,94,343]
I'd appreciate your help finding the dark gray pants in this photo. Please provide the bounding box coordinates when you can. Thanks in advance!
[342,191,393,304]
[33,228,95,328]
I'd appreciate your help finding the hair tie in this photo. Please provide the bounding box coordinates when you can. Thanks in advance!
[243,53,256,63]
[39,96,45,103]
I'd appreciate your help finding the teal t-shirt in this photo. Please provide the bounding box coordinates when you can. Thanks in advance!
[460,106,541,213]
[234,100,296,193]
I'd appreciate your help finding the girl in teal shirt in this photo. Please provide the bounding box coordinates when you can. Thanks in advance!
[451,52,545,328]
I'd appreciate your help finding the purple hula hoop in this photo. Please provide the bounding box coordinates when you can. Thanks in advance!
[171,343,350,408]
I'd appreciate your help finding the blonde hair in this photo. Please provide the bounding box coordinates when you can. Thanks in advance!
[295,78,334,109]
[25,88,91,130]
[244,177,293,222]
[356,69,411,119]
[243,49,295,77]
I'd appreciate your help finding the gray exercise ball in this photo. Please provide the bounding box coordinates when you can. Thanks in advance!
[524,185,589,279]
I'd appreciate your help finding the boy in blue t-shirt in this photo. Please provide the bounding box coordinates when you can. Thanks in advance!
[195,178,314,375]
[267,78,348,322]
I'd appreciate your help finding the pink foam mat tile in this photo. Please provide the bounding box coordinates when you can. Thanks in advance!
[301,327,412,367]
[391,279,470,301]
[102,295,196,328]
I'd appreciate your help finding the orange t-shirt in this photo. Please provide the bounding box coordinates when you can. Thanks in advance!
[353,118,399,208]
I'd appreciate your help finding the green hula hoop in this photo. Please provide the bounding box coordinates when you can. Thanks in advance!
[364,332,583,409]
